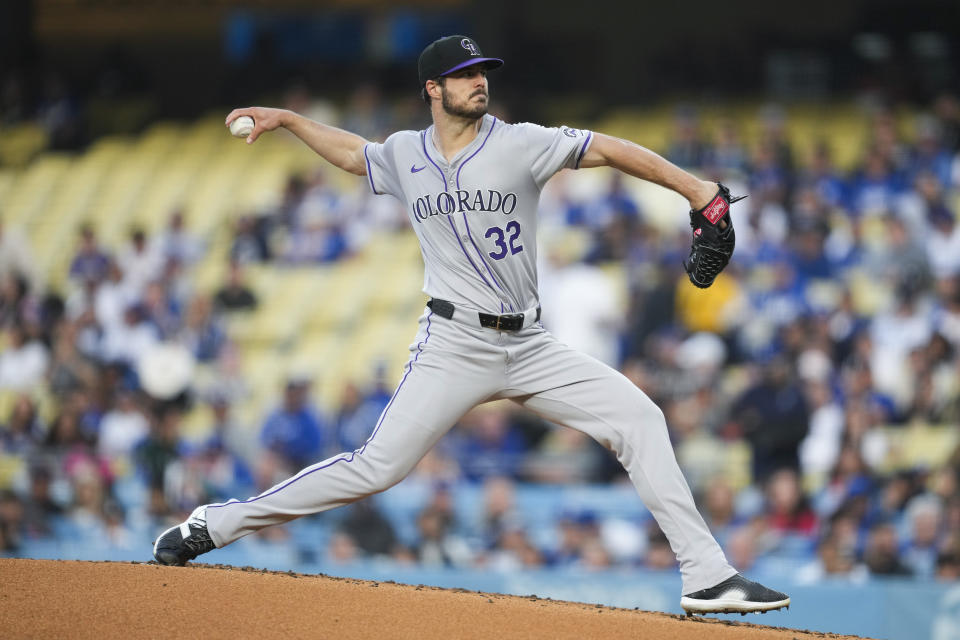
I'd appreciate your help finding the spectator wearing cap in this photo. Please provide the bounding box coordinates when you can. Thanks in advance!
[260,378,326,471]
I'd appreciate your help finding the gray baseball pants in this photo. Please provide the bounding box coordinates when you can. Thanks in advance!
[205,309,736,593]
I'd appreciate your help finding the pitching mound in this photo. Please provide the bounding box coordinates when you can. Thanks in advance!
[0,559,869,639]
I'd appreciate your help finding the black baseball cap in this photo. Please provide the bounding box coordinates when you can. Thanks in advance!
[418,35,503,87]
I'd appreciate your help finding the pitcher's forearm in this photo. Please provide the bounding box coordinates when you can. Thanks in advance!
[581,133,716,209]
[282,112,369,176]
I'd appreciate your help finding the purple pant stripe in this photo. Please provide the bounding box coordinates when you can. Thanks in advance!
[207,310,434,510]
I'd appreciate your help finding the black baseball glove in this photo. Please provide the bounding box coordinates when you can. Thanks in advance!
[683,183,746,288]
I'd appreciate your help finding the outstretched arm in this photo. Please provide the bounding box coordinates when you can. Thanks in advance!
[580,133,717,212]
[225,107,369,177]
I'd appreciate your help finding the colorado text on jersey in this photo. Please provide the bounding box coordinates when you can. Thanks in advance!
[410,189,518,222]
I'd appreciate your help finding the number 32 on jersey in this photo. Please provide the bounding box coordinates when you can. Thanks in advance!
[484,222,523,260]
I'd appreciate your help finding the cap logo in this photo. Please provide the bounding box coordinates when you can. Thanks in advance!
[461,38,480,56]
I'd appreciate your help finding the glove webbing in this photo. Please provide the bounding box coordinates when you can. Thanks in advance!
[687,238,732,288]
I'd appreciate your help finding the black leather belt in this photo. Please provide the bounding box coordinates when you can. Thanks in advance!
[428,299,541,332]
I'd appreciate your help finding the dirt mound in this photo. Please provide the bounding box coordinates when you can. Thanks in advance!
[0,559,870,639]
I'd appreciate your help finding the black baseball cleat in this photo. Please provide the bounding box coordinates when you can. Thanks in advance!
[153,506,216,566]
[681,573,790,615]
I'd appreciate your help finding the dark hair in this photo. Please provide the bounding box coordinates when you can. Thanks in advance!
[420,76,445,106]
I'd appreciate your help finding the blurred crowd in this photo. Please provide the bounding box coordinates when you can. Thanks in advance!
[1,90,960,584]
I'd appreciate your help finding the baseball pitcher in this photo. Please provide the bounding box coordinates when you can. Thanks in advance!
[155,35,789,615]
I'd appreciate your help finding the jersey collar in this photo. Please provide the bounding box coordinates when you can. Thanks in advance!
[425,114,494,169]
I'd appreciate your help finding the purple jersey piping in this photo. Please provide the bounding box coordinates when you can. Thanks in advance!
[363,144,379,194]
[454,118,520,312]
[456,118,514,301]
[207,311,433,511]
[420,129,495,292]
[575,131,593,169]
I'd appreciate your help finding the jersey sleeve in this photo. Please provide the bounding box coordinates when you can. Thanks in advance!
[520,123,594,189]
[363,133,405,199]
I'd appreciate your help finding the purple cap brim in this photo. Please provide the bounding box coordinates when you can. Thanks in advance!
[440,58,504,77]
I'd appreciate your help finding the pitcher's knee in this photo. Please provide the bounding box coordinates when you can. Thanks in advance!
[607,397,669,455]
[354,457,414,495]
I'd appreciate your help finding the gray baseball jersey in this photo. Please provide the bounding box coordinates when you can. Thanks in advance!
[202,115,736,595]
[363,114,592,314]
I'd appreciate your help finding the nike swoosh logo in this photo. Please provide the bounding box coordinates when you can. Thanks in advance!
[411,164,426,173]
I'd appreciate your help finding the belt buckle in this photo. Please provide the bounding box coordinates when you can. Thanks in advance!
[500,313,523,331]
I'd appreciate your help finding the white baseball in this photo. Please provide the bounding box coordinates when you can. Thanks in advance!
[229,115,255,138]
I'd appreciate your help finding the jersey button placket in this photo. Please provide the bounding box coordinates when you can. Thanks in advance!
[445,167,467,242]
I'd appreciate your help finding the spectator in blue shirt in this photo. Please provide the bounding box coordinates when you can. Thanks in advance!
[454,406,527,482]
[847,147,903,216]
[334,382,389,453]
[260,378,325,470]
[69,225,110,285]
